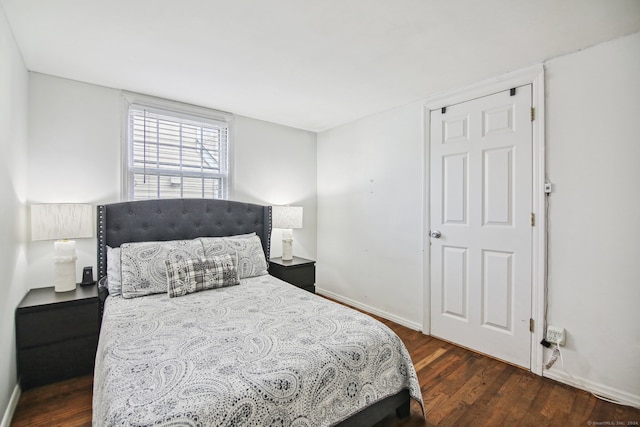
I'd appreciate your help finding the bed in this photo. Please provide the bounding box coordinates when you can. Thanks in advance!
[93,198,423,426]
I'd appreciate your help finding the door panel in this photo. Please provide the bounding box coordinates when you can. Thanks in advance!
[483,147,513,226]
[482,249,513,331]
[441,246,468,319]
[430,86,532,369]
[443,154,468,224]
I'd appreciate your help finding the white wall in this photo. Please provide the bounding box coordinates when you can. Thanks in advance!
[317,32,640,404]
[234,116,317,260]
[543,32,640,403]
[26,73,317,287]
[27,73,122,287]
[0,5,28,422]
[317,102,424,328]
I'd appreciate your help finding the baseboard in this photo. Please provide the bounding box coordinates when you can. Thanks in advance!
[0,383,21,427]
[544,369,640,409]
[316,288,423,332]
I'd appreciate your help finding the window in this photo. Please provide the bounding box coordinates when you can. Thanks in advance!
[125,99,231,201]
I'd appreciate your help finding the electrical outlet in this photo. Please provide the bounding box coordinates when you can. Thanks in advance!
[546,325,566,346]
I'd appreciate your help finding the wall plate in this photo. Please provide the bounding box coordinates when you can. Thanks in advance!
[546,325,566,345]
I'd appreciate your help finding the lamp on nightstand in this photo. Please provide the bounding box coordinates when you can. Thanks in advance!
[272,206,303,261]
[31,204,93,292]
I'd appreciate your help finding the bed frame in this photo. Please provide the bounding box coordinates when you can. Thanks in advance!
[95,198,411,426]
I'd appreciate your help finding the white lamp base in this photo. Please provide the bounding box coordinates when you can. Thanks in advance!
[54,261,76,292]
[53,240,77,292]
[281,229,294,261]
[282,239,293,261]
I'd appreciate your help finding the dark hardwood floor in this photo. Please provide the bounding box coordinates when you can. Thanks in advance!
[373,316,640,427]
[11,374,92,427]
[11,314,640,427]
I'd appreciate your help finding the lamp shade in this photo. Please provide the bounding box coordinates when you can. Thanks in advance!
[31,204,93,241]
[272,206,303,229]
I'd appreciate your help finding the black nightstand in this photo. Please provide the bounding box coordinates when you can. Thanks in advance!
[269,257,316,293]
[15,285,99,389]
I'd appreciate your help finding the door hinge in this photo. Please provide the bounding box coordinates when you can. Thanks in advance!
[530,213,535,226]
[530,107,535,121]
[530,318,534,332]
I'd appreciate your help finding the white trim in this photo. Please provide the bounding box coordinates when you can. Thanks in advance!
[121,91,233,123]
[530,67,547,376]
[1,384,21,427]
[422,64,546,374]
[316,288,423,332]
[544,369,640,409]
[421,103,432,335]
[119,91,235,201]
[226,117,236,200]
[120,94,130,200]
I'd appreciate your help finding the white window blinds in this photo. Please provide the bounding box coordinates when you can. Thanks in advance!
[127,104,230,201]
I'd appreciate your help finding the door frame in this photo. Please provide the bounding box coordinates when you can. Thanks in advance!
[422,64,546,374]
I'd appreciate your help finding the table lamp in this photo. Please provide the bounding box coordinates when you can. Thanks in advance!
[31,204,93,292]
[272,206,303,261]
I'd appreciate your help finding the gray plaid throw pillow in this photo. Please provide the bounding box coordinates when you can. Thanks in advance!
[165,254,240,298]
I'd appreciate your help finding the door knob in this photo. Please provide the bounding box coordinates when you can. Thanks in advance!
[430,230,442,239]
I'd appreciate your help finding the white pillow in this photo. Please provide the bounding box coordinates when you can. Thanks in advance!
[199,233,268,279]
[120,239,204,299]
[106,246,122,296]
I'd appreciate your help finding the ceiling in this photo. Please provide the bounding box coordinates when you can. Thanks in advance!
[2,1,640,132]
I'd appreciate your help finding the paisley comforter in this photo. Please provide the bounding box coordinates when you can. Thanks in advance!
[93,275,422,426]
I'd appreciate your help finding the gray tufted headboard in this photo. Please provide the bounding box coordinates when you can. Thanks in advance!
[96,198,272,281]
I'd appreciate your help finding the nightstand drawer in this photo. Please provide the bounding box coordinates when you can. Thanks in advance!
[17,302,98,348]
[19,334,99,389]
[269,257,316,293]
[271,266,315,287]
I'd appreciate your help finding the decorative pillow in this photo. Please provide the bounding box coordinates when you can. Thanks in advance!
[165,254,240,298]
[120,239,204,299]
[199,234,268,279]
[106,246,122,296]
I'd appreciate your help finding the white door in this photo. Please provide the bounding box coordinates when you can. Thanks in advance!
[430,86,533,369]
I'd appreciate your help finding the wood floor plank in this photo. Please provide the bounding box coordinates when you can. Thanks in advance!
[570,388,597,424]
[450,363,515,426]
[457,355,510,407]
[501,371,544,425]
[481,368,530,426]
[11,375,93,427]
[412,347,447,372]
[11,308,640,427]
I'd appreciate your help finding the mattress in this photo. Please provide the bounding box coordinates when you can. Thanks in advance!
[93,274,422,426]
